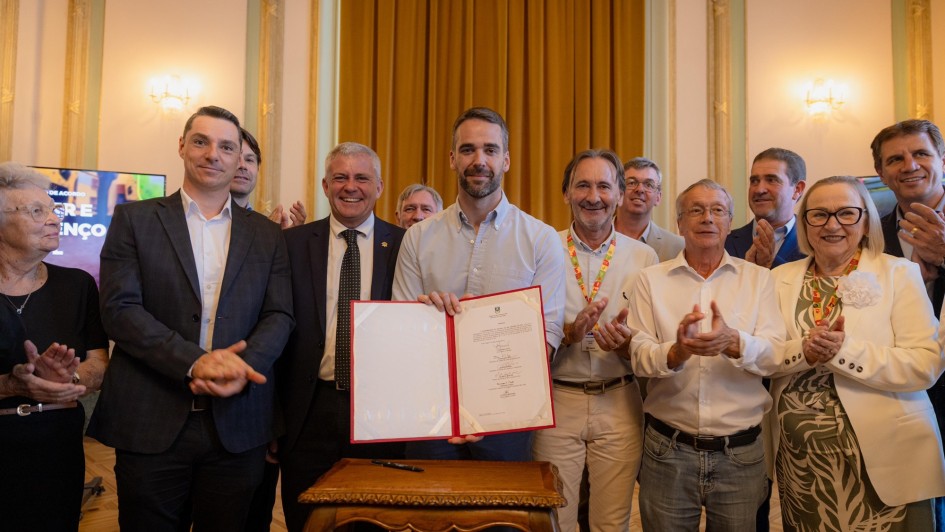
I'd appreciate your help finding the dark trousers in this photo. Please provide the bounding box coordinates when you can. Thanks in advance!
[1,406,85,532]
[114,410,266,532]
[245,460,280,532]
[280,381,404,532]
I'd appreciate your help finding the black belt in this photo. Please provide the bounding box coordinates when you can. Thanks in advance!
[192,396,212,412]
[552,374,633,395]
[0,401,78,416]
[647,415,760,452]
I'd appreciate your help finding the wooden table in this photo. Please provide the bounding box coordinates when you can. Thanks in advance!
[299,458,566,531]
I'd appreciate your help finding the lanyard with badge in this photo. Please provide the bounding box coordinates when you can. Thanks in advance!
[567,232,616,353]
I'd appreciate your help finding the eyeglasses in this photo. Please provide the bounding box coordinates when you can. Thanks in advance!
[3,203,66,222]
[803,207,864,227]
[626,178,661,192]
[681,205,730,219]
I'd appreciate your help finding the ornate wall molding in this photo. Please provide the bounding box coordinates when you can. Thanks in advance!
[707,0,732,190]
[644,0,676,228]
[255,0,284,212]
[61,0,92,167]
[305,0,320,215]
[0,0,18,161]
[905,0,933,119]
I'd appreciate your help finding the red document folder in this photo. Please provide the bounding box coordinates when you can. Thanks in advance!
[350,286,555,443]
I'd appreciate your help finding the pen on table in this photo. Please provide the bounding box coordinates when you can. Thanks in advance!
[371,459,424,472]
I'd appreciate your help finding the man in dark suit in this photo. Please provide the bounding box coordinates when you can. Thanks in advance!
[278,142,405,532]
[88,105,294,531]
[724,147,806,532]
[725,147,807,268]
[872,119,945,530]
[873,119,945,315]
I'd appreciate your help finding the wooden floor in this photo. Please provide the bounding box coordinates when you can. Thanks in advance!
[80,437,781,531]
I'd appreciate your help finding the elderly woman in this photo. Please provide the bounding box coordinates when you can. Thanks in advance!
[0,162,108,530]
[770,175,945,530]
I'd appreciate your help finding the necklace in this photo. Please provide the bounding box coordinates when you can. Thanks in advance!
[3,292,32,315]
[0,264,45,316]
[810,248,861,323]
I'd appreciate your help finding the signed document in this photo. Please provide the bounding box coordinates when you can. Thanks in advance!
[351,286,553,442]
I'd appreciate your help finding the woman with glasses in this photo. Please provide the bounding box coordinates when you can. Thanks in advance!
[769,175,945,530]
[0,162,108,531]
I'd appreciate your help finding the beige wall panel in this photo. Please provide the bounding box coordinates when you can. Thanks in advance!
[98,0,247,191]
[275,0,310,213]
[11,0,69,166]
[674,0,709,195]
[932,0,945,123]
[745,0,893,182]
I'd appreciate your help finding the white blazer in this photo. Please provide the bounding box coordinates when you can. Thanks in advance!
[770,251,945,506]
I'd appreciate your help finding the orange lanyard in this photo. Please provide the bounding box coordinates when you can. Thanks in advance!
[810,248,861,323]
[567,232,617,335]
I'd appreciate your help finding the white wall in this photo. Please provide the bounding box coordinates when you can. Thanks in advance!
[674,0,709,191]
[744,1,894,181]
[97,1,247,193]
[278,0,313,213]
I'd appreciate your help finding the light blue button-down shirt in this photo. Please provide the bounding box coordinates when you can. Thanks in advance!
[392,193,565,347]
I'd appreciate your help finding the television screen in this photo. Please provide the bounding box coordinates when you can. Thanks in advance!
[30,166,167,284]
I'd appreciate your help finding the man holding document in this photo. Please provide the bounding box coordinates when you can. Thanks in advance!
[531,150,657,531]
[391,106,565,461]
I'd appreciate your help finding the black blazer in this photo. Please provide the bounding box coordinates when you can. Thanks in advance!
[724,219,806,267]
[278,216,404,453]
[881,209,945,315]
[88,191,295,454]
[881,206,945,441]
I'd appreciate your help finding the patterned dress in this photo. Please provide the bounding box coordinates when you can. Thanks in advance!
[776,269,933,532]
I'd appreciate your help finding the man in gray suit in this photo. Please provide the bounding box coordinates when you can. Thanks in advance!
[614,157,683,262]
[88,105,294,531]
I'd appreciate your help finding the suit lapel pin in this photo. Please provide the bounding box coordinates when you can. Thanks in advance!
[381,241,389,248]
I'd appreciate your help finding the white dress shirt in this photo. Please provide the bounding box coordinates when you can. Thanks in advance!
[627,251,786,436]
[319,213,375,380]
[181,189,232,352]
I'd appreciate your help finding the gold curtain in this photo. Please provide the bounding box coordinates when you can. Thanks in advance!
[338,0,645,230]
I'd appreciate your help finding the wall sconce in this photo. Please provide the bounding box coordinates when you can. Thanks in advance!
[805,79,847,118]
[149,75,191,111]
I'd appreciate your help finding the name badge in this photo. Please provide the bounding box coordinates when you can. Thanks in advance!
[582,333,602,353]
